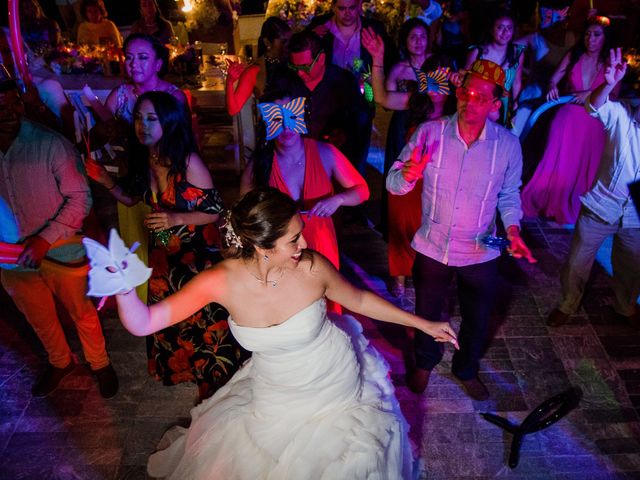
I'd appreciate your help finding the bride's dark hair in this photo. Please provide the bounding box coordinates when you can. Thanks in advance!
[222,188,299,259]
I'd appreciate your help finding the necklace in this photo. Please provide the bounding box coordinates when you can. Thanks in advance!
[245,263,285,287]
[265,56,280,65]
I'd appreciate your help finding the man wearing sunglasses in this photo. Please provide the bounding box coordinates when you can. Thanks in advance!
[305,0,394,177]
[282,31,371,178]
[387,59,535,400]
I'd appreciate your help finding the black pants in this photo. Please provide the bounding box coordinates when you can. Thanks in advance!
[412,253,498,380]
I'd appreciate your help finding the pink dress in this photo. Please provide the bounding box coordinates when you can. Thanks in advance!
[521,56,606,224]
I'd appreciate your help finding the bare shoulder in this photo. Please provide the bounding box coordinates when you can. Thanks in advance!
[304,249,338,279]
[185,153,214,188]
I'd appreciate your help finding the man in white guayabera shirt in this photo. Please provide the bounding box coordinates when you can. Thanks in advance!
[387,60,536,400]
[548,48,640,329]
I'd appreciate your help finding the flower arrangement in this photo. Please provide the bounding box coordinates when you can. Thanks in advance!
[265,0,404,34]
[367,0,406,35]
[44,44,120,75]
[265,0,332,31]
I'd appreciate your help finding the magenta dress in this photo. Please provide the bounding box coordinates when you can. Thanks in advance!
[521,56,606,224]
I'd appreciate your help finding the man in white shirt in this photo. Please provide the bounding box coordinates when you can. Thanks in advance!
[548,48,640,328]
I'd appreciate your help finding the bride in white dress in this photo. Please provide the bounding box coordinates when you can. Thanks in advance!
[112,188,458,479]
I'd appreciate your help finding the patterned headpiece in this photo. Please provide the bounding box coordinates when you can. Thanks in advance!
[467,60,507,95]
[257,97,308,141]
[416,67,451,95]
[222,211,243,249]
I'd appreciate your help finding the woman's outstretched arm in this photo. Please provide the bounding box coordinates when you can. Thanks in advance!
[314,253,458,346]
[116,267,225,336]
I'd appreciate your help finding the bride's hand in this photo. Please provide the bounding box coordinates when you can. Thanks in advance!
[424,321,459,349]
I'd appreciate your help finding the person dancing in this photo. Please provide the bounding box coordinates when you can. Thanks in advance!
[100,187,458,479]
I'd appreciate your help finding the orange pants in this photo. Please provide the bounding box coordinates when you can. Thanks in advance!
[1,262,109,370]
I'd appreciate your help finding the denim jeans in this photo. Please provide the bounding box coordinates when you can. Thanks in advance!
[412,253,498,380]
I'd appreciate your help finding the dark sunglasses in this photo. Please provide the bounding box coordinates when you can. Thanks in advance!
[288,51,324,73]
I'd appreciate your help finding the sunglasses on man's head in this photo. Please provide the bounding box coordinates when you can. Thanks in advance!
[288,51,324,73]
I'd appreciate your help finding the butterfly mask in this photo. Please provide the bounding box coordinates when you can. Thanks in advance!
[540,7,569,29]
[83,229,152,297]
[416,67,451,96]
[257,97,308,141]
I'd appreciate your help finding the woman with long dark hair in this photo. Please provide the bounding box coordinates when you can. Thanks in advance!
[87,91,246,399]
[522,15,614,225]
[464,8,524,125]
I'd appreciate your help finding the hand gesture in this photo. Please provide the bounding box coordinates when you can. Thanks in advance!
[226,59,246,81]
[570,91,590,105]
[85,157,113,187]
[449,70,465,88]
[604,48,627,87]
[402,145,430,182]
[17,235,51,269]
[144,212,178,232]
[361,27,384,64]
[310,195,344,217]
[425,321,459,349]
[546,85,560,101]
[506,227,537,263]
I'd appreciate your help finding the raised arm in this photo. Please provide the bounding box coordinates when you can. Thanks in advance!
[362,27,410,110]
[314,253,458,347]
[226,61,260,116]
[85,157,139,207]
[590,48,627,110]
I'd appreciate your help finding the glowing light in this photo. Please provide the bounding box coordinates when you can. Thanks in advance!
[182,0,193,12]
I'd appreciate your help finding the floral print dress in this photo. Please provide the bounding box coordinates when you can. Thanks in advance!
[143,173,247,399]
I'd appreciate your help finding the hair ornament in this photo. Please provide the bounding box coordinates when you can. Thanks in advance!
[222,211,243,249]
[588,15,611,27]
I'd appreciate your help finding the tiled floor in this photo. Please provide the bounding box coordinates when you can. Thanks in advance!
[1,152,640,478]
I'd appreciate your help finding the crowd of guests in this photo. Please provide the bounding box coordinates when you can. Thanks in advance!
[0,0,639,478]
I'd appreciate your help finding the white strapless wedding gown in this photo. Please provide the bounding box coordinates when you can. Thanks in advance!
[148,299,416,479]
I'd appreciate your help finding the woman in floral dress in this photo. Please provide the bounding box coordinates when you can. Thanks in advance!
[88,91,246,399]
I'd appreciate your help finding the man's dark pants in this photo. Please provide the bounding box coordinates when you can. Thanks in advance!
[412,252,498,380]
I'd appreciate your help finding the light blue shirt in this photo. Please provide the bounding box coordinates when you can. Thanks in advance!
[582,99,640,227]
[386,114,523,266]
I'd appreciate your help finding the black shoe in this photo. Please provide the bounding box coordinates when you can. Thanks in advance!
[460,377,490,401]
[92,363,119,399]
[406,368,431,394]
[547,308,571,327]
[32,361,76,397]
[605,306,640,329]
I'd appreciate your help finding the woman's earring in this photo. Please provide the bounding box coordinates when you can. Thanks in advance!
[263,255,269,262]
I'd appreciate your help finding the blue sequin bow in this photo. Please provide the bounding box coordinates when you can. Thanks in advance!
[257,97,308,140]
[415,67,451,96]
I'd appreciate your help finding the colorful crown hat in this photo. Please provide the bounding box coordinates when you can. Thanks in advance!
[467,59,507,95]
